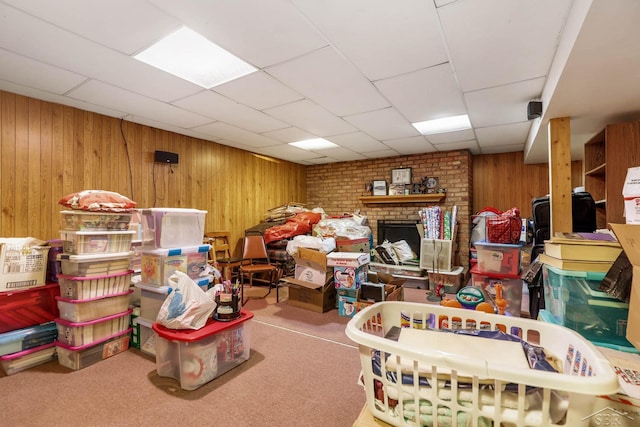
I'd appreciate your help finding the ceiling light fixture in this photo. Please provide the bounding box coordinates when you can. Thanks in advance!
[412,114,472,135]
[134,26,257,89]
[288,138,338,150]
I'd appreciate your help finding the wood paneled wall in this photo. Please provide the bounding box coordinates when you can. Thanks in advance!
[473,151,583,218]
[0,91,306,256]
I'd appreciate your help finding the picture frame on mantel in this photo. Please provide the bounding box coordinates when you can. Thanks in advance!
[391,167,412,185]
[372,180,387,196]
[388,184,405,196]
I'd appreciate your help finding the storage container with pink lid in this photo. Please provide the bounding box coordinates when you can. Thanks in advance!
[57,270,133,300]
[55,290,133,323]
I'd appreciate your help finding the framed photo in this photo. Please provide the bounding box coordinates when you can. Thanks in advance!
[388,184,406,196]
[425,176,439,193]
[372,180,387,196]
[391,167,412,185]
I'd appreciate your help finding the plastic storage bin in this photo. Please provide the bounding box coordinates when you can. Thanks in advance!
[475,240,522,275]
[55,290,133,322]
[140,208,207,249]
[56,328,131,370]
[153,310,253,390]
[0,283,60,334]
[0,342,57,375]
[60,210,133,231]
[470,265,524,317]
[60,230,136,255]
[542,265,634,351]
[138,245,210,286]
[58,252,134,277]
[133,316,156,357]
[57,270,133,300]
[346,301,619,427]
[55,309,132,347]
[0,321,58,356]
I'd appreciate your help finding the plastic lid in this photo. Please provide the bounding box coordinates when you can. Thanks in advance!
[153,310,253,342]
[544,264,607,281]
[140,208,207,214]
[57,269,133,281]
[135,244,211,256]
[58,251,135,262]
[54,308,132,327]
[55,289,133,303]
[470,264,521,279]
[54,328,131,351]
[59,229,136,236]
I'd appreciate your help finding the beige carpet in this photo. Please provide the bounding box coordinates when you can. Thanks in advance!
[0,285,368,427]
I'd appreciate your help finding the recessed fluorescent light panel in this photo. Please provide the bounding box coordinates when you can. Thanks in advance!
[289,138,338,150]
[134,27,257,88]
[412,114,471,135]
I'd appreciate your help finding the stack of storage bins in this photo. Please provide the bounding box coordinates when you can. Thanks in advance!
[0,238,58,375]
[327,252,371,317]
[470,241,524,317]
[54,210,136,370]
[133,208,210,357]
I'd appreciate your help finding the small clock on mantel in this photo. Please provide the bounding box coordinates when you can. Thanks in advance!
[425,177,439,193]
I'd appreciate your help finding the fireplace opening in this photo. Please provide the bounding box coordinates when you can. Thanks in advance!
[377,220,422,258]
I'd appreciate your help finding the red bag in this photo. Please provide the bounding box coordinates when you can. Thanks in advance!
[486,207,521,244]
[263,212,322,244]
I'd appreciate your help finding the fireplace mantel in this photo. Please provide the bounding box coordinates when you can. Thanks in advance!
[358,194,445,204]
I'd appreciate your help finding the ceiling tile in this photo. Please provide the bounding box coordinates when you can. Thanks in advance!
[261,127,317,143]
[325,132,388,153]
[0,49,87,94]
[253,144,322,162]
[313,147,367,162]
[425,129,476,145]
[192,122,284,148]
[213,71,303,110]
[292,0,448,80]
[264,99,356,136]
[149,0,328,68]
[438,0,573,91]
[476,122,532,148]
[384,136,437,155]
[375,63,466,123]
[435,140,480,155]
[465,77,545,127]
[363,149,401,159]
[174,90,289,133]
[3,0,180,55]
[481,144,525,155]
[68,80,211,128]
[344,108,419,140]
[266,47,390,116]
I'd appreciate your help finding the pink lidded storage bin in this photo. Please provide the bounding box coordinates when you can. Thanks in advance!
[140,208,206,249]
[55,309,132,347]
[60,230,136,255]
[474,240,523,275]
[57,270,133,300]
[55,328,130,370]
[59,252,134,277]
[0,343,57,375]
[470,265,523,317]
[55,290,133,322]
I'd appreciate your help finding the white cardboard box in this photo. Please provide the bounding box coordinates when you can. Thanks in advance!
[0,237,50,292]
[326,252,370,268]
[623,166,640,224]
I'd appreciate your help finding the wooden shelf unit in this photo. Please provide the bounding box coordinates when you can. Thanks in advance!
[358,194,445,204]
[583,122,640,228]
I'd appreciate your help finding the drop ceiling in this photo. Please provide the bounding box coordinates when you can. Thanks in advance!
[1,0,639,165]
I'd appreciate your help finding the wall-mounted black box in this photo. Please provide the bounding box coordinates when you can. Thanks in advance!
[154,150,179,164]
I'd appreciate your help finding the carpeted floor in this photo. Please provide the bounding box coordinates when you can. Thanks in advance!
[0,285,367,427]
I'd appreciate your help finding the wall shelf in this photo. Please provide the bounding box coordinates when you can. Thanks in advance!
[358,194,445,204]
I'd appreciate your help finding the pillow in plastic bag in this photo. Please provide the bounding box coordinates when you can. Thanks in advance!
[59,190,137,212]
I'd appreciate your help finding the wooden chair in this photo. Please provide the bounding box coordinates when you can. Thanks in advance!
[238,234,281,305]
[203,231,243,281]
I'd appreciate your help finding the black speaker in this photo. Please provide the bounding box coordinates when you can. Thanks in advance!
[527,101,543,120]
[154,150,179,164]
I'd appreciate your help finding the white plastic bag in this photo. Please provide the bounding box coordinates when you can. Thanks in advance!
[156,271,217,330]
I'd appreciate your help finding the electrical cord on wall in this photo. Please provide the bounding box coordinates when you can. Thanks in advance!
[120,118,135,201]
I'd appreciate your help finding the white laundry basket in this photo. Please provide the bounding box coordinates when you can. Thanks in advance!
[345,301,619,427]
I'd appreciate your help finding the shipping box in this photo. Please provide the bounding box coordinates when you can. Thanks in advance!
[285,248,335,313]
[609,223,640,352]
[623,166,640,224]
[0,238,50,292]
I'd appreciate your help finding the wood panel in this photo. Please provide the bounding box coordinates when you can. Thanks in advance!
[0,90,306,257]
[472,151,583,218]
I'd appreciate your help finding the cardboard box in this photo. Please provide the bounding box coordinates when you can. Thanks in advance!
[289,247,331,287]
[609,223,640,351]
[419,238,455,271]
[286,280,336,313]
[338,294,357,317]
[326,252,370,268]
[0,238,50,292]
[623,166,640,224]
[333,265,368,289]
[335,237,370,253]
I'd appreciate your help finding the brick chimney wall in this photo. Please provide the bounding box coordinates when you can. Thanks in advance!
[306,150,472,268]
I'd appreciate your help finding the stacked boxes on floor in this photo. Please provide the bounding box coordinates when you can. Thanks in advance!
[469,241,524,316]
[54,210,136,370]
[327,252,370,317]
[0,238,58,375]
[287,247,335,313]
[133,208,210,357]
